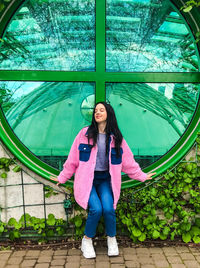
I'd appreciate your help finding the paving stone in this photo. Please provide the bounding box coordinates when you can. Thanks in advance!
[189,247,200,253]
[175,247,190,253]
[35,264,50,268]
[183,260,200,267]
[65,263,80,268]
[123,254,138,261]
[53,256,67,260]
[67,249,81,256]
[151,254,168,261]
[26,250,40,257]
[7,257,23,265]
[4,266,20,268]
[66,255,81,262]
[21,259,37,267]
[154,260,170,268]
[40,250,54,256]
[37,256,52,263]
[54,250,68,256]
[11,250,26,257]
[96,255,109,261]
[80,258,95,264]
[195,255,200,262]
[167,256,183,264]
[142,265,157,268]
[0,261,7,268]
[95,262,110,268]
[136,248,150,255]
[171,264,186,268]
[95,248,107,255]
[179,253,195,260]
[162,247,177,256]
[110,265,125,268]
[0,252,12,260]
[80,264,95,268]
[137,256,154,264]
[50,266,65,268]
[123,248,136,255]
[125,261,140,268]
[51,259,65,266]
[109,256,124,263]
[149,248,164,254]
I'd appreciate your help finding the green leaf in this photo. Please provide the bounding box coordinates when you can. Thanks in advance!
[160,234,167,240]
[190,226,200,236]
[195,218,200,227]
[132,227,142,237]
[163,226,170,236]
[8,218,18,227]
[12,166,21,172]
[0,172,7,179]
[182,233,191,243]
[46,214,56,226]
[183,6,193,12]
[193,236,200,243]
[138,233,146,241]
[152,230,160,239]
[74,217,82,228]
[0,225,4,233]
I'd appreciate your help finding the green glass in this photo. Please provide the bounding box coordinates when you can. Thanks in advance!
[106,83,199,168]
[0,0,95,71]
[1,81,95,169]
[106,0,199,72]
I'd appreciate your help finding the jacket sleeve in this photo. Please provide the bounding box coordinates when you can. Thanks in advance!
[121,138,147,182]
[57,130,81,184]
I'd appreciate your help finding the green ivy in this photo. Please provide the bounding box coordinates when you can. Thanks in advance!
[181,0,200,42]
[0,157,21,179]
[0,213,67,241]
[44,185,58,198]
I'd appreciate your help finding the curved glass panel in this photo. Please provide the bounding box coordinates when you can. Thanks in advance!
[0,0,95,71]
[106,0,199,72]
[1,81,95,169]
[106,83,199,168]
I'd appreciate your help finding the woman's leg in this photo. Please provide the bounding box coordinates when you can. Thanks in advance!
[84,185,103,238]
[97,180,116,237]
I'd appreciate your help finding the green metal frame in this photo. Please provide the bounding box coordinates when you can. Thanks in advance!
[0,0,199,188]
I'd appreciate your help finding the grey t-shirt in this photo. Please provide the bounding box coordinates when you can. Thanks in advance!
[94,133,109,171]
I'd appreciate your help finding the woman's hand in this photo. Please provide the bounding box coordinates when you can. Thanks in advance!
[49,176,61,186]
[146,172,156,181]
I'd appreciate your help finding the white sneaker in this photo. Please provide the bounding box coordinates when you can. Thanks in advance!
[107,236,119,256]
[81,236,96,258]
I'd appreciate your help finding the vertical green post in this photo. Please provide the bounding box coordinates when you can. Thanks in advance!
[95,0,106,102]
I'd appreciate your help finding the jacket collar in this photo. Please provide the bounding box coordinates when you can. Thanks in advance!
[85,127,113,137]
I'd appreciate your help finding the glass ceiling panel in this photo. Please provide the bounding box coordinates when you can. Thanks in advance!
[0,81,95,169]
[106,0,199,72]
[106,82,199,168]
[0,0,95,71]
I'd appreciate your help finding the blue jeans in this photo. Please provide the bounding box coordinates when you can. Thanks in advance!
[84,171,116,238]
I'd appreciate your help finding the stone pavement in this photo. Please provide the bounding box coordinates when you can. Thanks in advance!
[0,245,200,268]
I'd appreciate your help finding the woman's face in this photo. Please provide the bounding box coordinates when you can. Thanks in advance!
[94,103,107,124]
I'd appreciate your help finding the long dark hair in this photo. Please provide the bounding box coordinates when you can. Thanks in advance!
[87,102,123,157]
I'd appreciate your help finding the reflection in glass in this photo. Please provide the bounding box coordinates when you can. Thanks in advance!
[106,83,199,168]
[106,0,199,72]
[1,81,95,169]
[0,0,95,71]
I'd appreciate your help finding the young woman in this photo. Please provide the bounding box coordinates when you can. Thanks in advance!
[50,102,155,258]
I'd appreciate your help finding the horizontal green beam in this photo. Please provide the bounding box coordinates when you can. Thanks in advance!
[0,70,200,82]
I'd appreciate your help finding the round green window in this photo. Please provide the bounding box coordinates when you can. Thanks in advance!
[0,0,199,188]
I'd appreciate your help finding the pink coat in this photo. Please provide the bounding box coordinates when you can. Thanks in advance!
[58,127,147,210]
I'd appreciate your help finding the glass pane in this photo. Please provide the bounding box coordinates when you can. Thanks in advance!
[1,81,95,169]
[0,0,95,71]
[106,83,199,168]
[106,0,199,72]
